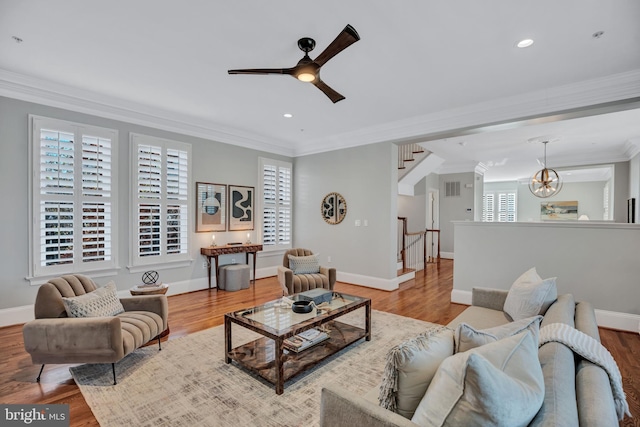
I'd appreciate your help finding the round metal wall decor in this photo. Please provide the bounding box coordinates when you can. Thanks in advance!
[321,192,347,224]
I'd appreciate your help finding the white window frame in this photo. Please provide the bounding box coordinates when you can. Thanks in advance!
[129,133,192,272]
[28,115,118,283]
[258,157,292,252]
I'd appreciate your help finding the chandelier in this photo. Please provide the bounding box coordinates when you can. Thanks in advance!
[529,141,562,198]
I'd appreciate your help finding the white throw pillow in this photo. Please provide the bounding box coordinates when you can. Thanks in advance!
[503,268,557,320]
[62,281,125,318]
[287,254,320,274]
[378,327,454,419]
[411,330,545,427]
[454,315,542,353]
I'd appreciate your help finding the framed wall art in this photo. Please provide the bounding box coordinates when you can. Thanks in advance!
[229,185,254,231]
[540,201,578,221]
[196,182,226,232]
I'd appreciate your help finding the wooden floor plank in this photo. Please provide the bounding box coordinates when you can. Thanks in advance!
[0,260,637,426]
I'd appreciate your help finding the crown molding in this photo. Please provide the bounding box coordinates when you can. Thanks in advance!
[624,138,640,159]
[2,68,640,159]
[296,69,640,156]
[0,69,294,157]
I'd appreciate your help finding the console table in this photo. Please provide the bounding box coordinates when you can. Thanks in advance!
[201,244,263,289]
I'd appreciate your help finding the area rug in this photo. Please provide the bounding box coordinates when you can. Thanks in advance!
[70,310,438,427]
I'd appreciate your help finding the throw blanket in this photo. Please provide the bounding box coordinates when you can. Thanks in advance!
[539,323,631,420]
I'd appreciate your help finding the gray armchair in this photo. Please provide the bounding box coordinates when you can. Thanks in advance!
[23,274,168,384]
[277,248,336,295]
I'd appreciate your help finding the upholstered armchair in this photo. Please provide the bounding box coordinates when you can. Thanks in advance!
[22,274,168,384]
[277,248,336,295]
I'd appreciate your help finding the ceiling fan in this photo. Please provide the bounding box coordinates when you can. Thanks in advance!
[228,24,360,103]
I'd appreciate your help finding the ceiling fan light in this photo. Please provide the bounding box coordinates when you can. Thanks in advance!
[297,72,316,82]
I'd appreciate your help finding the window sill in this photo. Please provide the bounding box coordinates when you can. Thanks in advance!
[26,267,122,286]
[127,259,193,274]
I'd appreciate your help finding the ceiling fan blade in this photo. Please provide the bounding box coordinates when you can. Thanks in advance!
[312,79,345,103]
[313,24,360,67]
[228,68,293,75]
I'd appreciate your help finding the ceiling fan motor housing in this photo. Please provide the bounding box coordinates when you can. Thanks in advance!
[298,37,316,53]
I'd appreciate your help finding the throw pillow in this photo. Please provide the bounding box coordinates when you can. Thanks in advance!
[287,254,320,274]
[454,315,542,353]
[378,326,454,419]
[62,281,125,318]
[411,330,544,427]
[503,267,557,320]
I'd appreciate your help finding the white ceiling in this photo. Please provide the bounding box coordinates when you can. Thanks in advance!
[1,1,640,182]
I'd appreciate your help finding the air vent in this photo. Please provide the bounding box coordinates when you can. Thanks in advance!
[445,181,461,197]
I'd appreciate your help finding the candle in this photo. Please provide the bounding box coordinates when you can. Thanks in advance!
[211,234,216,247]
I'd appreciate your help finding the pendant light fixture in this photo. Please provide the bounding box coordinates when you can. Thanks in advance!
[529,140,562,198]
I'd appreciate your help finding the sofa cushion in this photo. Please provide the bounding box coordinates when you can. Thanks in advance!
[454,315,542,353]
[411,330,544,427]
[288,254,320,274]
[504,268,557,320]
[61,281,125,318]
[378,327,454,419]
[117,311,163,355]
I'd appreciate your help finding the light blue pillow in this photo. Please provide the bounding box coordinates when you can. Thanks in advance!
[288,254,320,274]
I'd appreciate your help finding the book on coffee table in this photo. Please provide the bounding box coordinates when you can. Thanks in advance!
[284,328,329,352]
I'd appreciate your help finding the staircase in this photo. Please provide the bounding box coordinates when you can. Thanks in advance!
[397,143,445,196]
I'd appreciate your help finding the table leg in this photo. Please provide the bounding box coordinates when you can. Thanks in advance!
[275,337,284,395]
[251,251,257,283]
[206,256,212,289]
[213,255,220,289]
[224,316,232,363]
[365,302,372,341]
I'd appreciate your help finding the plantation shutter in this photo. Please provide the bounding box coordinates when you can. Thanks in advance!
[498,193,517,222]
[131,134,191,267]
[482,194,495,222]
[260,159,292,249]
[32,116,117,277]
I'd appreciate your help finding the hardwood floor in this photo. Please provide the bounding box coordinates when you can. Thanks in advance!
[1,259,638,426]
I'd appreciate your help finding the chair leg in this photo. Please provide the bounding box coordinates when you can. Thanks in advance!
[158,335,162,351]
[36,364,45,382]
[112,363,117,385]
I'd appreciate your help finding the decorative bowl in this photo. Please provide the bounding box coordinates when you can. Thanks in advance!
[291,300,313,314]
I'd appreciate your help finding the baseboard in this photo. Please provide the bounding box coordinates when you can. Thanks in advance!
[450,289,472,305]
[337,272,399,291]
[440,252,454,259]
[0,305,34,327]
[256,266,277,280]
[595,309,640,333]
[451,289,640,333]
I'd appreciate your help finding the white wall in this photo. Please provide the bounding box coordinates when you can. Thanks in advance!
[630,152,640,223]
[453,221,640,330]
[439,172,476,253]
[294,143,398,288]
[0,96,292,310]
[517,181,607,221]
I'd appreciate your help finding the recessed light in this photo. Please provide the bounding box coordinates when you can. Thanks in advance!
[283,113,293,118]
[516,38,534,48]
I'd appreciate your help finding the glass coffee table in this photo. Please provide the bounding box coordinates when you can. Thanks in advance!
[224,292,371,394]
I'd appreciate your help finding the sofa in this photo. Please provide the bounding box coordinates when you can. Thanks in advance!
[320,287,619,427]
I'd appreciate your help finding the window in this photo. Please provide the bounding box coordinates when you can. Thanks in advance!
[482,191,517,222]
[130,133,191,270]
[30,116,117,278]
[259,158,292,250]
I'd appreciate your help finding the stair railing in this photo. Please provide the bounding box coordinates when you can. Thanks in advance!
[397,217,440,272]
